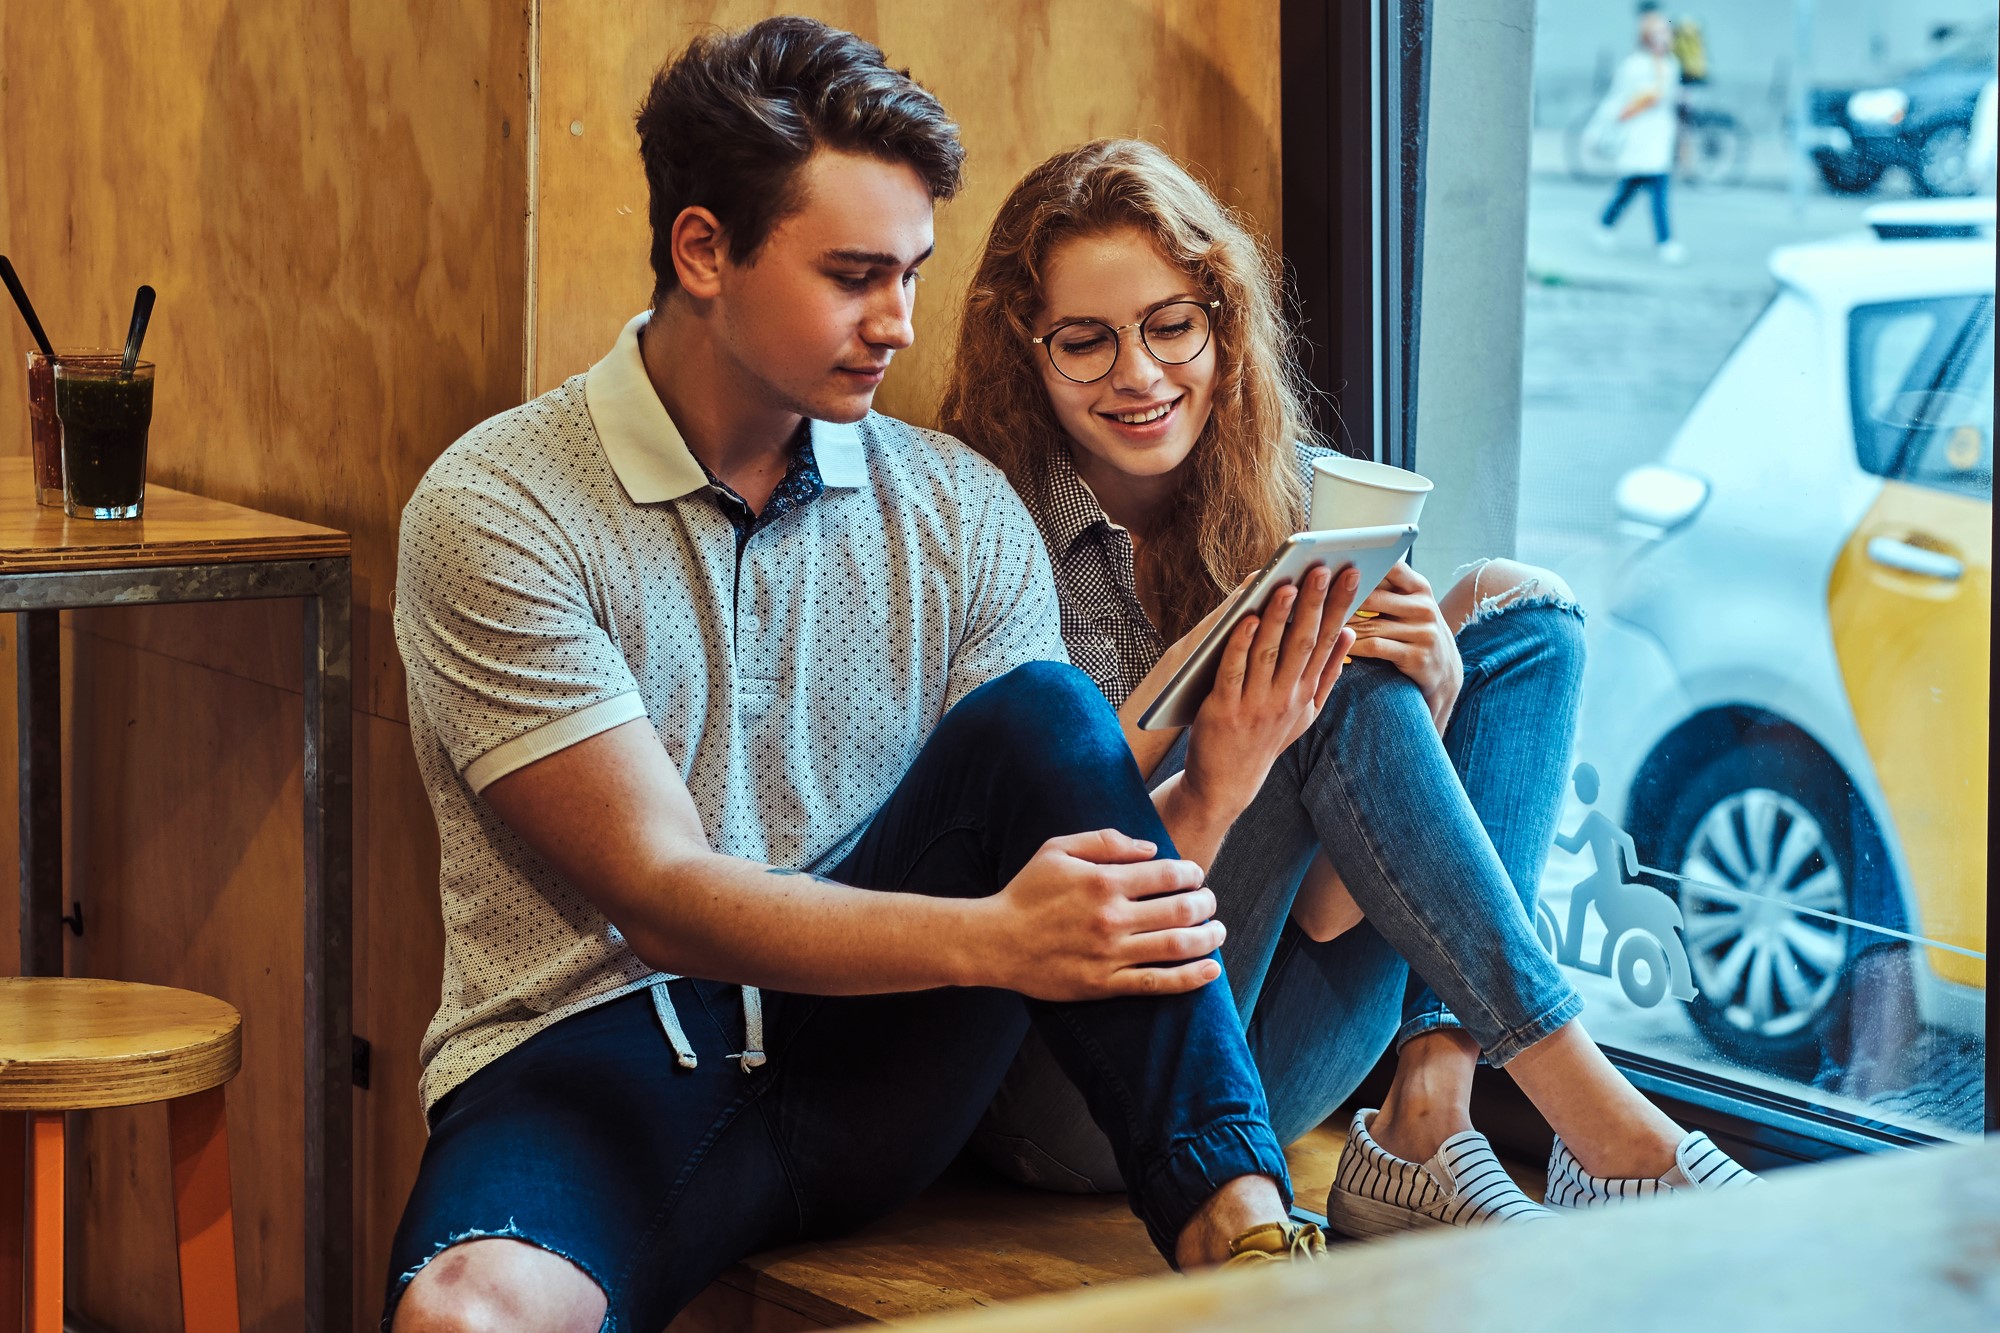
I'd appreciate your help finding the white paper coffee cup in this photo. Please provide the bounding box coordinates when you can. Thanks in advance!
[1309,455,1432,531]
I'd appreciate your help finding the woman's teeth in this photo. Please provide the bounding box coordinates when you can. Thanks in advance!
[1111,401,1176,425]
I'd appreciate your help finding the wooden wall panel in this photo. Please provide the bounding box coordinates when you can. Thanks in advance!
[2,2,525,1329]
[0,618,15,976]
[531,0,1283,427]
[1,0,531,724]
[61,632,307,1331]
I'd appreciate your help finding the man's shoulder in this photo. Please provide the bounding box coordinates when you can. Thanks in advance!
[858,410,1007,478]
[857,411,1021,510]
[406,377,601,523]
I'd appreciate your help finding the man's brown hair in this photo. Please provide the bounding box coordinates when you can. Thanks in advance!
[635,16,965,302]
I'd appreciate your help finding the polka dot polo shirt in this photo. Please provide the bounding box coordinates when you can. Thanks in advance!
[394,312,1068,1112]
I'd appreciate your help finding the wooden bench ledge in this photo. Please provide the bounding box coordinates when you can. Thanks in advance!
[669,1120,1513,1331]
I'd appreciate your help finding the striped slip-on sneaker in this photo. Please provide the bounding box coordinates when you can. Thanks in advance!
[1325,1108,1554,1239]
[1544,1131,1760,1209]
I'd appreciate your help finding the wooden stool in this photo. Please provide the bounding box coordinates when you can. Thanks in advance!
[0,977,242,1333]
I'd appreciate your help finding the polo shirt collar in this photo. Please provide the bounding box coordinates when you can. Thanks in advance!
[584,311,870,504]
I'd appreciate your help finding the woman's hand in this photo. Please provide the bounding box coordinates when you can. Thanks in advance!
[1618,89,1660,120]
[1179,565,1359,823]
[1346,560,1463,733]
[1118,573,1259,779]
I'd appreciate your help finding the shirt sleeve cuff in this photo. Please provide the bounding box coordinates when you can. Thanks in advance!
[462,692,648,794]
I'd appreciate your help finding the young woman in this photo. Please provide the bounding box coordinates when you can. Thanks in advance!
[938,138,1755,1235]
[1587,4,1685,263]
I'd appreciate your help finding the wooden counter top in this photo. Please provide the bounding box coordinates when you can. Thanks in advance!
[885,1137,2000,1333]
[0,457,349,574]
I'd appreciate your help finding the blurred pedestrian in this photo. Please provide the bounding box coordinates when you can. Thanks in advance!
[1588,3,1685,263]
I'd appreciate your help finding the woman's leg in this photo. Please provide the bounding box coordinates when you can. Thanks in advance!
[1645,174,1672,244]
[1600,175,1642,228]
[1228,655,1581,1145]
[1244,922,1409,1146]
[1375,561,1679,1177]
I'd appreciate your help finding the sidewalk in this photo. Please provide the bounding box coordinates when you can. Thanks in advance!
[1525,174,1883,297]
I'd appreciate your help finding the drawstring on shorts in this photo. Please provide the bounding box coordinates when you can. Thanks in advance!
[649,977,765,1073]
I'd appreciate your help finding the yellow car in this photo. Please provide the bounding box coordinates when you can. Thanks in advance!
[1577,201,1992,1084]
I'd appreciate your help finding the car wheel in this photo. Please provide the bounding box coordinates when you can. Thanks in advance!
[1650,746,1861,1077]
[1913,122,1974,197]
[1812,147,1884,195]
[1677,109,1749,188]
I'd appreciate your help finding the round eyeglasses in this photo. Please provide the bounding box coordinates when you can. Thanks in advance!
[1031,300,1219,385]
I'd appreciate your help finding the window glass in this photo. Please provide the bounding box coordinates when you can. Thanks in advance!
[1850,295,1993,493]
[1902,302,1994,495]
[1524,1,1993,1142]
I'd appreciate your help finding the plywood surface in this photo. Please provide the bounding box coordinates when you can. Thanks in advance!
[669,1123,1350,1331]
[3,4,527,1328]
[886,1139,2000,1333]
[531,0,1283,427]
[0,976,241,1110]
[0,459,348,574]
[0,0,528,722]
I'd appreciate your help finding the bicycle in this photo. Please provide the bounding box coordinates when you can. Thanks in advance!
[1566,97,1751,188]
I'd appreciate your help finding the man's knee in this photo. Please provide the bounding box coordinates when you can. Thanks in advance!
[391,1237,605,1333]
[950,660,1121,753]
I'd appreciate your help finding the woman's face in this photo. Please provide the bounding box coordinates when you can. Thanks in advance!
[1033,226,1218,492]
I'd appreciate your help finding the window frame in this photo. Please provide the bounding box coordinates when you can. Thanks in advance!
[1281,0,1995,1164]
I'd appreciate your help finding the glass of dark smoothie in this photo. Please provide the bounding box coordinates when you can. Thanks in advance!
[26,349,120,507]
[54,359,155,520]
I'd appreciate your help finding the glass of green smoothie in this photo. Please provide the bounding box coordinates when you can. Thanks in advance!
[54,359,154,520]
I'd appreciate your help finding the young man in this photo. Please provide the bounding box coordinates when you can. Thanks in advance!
[385,18,1340,1331]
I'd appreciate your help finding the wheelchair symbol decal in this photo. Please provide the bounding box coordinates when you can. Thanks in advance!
[1537,763,1697,1009]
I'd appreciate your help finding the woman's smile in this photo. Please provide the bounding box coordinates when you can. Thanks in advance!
[1099,394,1185,436]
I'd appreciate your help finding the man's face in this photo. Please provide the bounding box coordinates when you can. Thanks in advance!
[712,150,935,424]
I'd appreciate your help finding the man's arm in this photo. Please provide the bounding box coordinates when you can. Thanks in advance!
[481,718,1228,1002]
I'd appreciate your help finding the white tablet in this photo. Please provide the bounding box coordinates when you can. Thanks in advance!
[1136,524,1418,731]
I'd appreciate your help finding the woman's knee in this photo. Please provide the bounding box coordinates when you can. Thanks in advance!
[1442,558,1581,635]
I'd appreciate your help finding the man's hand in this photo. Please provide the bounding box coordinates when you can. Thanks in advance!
[978,829,1225,1001]
[1346,560,1463,733]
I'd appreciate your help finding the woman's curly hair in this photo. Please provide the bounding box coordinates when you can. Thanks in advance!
[939,139,1318,642]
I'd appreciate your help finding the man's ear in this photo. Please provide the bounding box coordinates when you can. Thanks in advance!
[670,206,728,300]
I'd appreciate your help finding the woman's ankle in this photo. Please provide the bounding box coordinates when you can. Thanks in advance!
[1368,1099,1475,1165]
[1506,1021,1684,1178]
[1370,1030,1481,1163]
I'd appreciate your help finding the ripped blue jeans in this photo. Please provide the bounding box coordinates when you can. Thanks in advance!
[380,662,1286,1331]
[974,589,1589,1188]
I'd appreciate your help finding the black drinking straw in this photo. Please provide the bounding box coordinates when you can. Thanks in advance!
[0,255,57,360]
[121,285,156,377]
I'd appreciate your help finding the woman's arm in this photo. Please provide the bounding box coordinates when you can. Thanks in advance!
[1115,573,1257,777]
[1345,561,1463,734]
[1151,566,1360,870]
